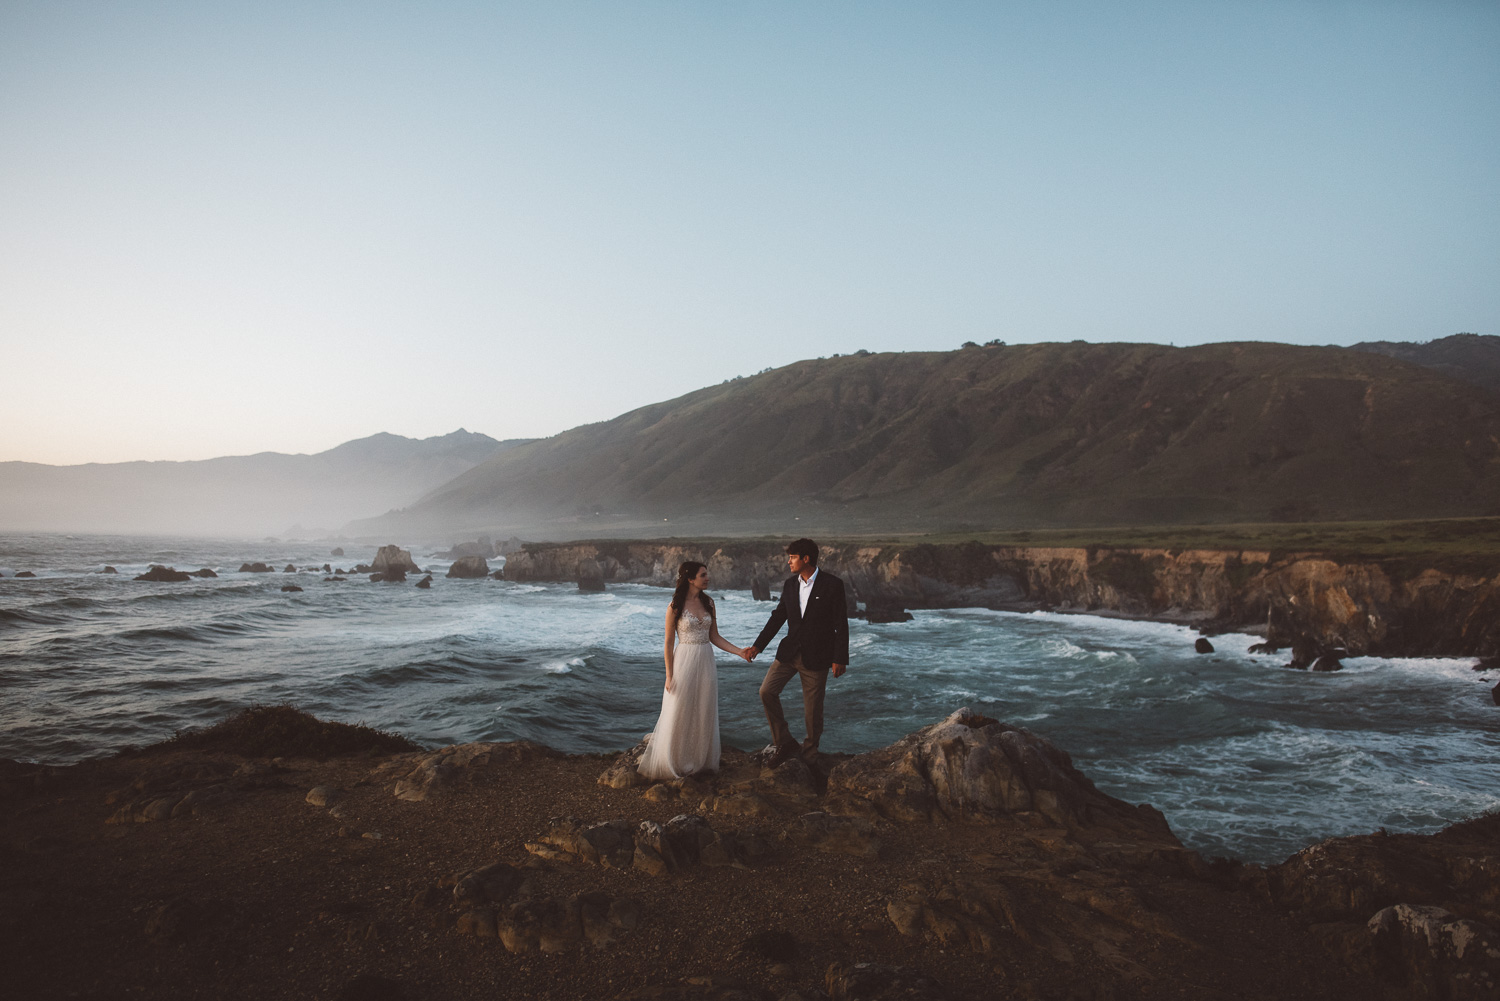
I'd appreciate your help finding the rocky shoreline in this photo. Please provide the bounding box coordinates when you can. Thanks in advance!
[2,707,1495,1000]
[500,539,1500,661]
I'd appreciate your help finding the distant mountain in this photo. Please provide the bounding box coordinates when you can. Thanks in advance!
[1347,333,1500,396]
[349,342,1500,540]
[0,430,531,536]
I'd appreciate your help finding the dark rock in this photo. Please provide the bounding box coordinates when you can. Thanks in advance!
[577,558,605,592]
[452,862,525,909]
[14,571,37,578]
[1311,653,1344,672]
[281,584,303,592]
[492,570,504,580]
[751,577,771,601]
[370,570,406,583]
[1247,641,1279,654]
[283,564,297,573]
[188,568,217,578]
[1474,656,1499,673]
[331,547,345,557]
[1288,636,1323,670]
[415,575,432,589]
[1195,637,1215,654]
[322,564,331,573]
[101,566,117,574]
[134,566,191,582]
[324,576,346,582]
[372,545,421,575]
[239,562,274,573]
[447,556,490,579]
[352,564,374,573]
[863,601,913,624]
[1492,683,1499,706]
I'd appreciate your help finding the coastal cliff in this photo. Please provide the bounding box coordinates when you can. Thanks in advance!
[502,540,1500,659]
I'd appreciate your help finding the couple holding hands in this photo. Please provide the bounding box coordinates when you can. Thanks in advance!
[637,539,849,781]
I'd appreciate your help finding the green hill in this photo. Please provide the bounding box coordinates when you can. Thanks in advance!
[351,342,1500,539]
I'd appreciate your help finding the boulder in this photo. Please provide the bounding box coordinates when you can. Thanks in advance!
[1311,653,1345,672]
[188,568,218,578]
[134,566,191,582]
[331,547,345,557]
[597,743,650,789]
[825,707,1175,836]
[283,564,297,573]
[864,601,914,624]
[1194,637,1215,654]
[14,570,36,578]
[415,575,432,589]
[101,566,118,574]
[370,570,406,583]
[372,545,421,575]
[452,862,526,910]
[281,584,303,593]
[447,556,490,579]
[239,563,274,573]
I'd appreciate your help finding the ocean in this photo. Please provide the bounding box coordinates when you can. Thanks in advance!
[2,532,1496,863]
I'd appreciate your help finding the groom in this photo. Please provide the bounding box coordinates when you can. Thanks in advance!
[745,538,849,766]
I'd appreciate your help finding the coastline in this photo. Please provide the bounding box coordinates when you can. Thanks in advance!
[498,537,1500,661]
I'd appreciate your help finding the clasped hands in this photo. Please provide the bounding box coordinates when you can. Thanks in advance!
[737,645,845,677]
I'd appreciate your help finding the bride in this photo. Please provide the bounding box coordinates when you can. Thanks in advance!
[638,561,747,780]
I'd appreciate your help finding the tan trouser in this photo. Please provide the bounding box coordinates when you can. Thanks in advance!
[759,653,827,753]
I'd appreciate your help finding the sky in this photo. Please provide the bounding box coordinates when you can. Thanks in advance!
[2,1,1497,465]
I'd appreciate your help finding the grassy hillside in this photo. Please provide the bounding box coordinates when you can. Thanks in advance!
[353,342,1500,539]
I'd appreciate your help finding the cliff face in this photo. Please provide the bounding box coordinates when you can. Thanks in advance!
[502,541,1500,658]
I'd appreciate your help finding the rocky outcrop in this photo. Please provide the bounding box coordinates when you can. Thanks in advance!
[825,708,1173,838]
[446,556,489,578]
[502,539,1500,658]
[371,545,421,575]
[239,562,274,573]
[134,566,191,582]
[1267,813,1500,1000]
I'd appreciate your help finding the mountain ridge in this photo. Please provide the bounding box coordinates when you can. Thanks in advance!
[0,430,532,536]
[350,339,1500,539]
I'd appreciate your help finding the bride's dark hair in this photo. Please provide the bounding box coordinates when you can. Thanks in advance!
[669,561,714,617]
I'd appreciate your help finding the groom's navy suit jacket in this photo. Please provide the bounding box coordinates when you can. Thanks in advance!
[753,570,850,672]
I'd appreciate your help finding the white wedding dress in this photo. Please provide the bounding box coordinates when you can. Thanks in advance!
[637,610,720,780]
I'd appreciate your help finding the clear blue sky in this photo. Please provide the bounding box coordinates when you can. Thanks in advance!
[2,1,1496,463]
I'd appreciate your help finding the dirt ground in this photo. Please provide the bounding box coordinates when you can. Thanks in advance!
[0,737,1400,1001]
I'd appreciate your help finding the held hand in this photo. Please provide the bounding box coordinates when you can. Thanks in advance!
[744,646,759,662]
[831,663,846,678]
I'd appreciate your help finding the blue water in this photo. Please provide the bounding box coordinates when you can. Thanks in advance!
[2,532,1497,863]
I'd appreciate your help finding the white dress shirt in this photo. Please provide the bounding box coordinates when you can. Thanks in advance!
[798,567,818,616]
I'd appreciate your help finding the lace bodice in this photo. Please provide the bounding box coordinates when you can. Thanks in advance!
[677,610,711,646]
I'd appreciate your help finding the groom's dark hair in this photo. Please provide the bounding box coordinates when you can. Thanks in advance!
[786,538,819,566]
